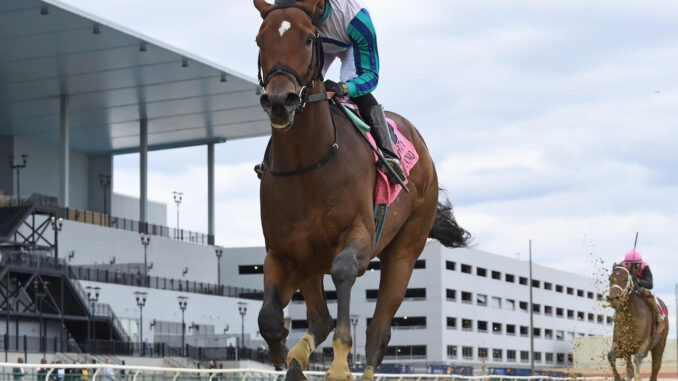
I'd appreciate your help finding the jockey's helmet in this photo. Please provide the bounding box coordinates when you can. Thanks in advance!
[624,250,642,263]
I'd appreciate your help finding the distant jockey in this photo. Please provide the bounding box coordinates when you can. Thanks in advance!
[620,250,665,326]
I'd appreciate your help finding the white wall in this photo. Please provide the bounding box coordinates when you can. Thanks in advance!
[111,193,167,226]
[60,221,218,283]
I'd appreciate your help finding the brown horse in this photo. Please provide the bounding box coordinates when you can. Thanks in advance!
[607,265,669,381]
[252,1,469,380]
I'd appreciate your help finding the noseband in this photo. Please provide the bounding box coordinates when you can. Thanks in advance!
[257,3,325,111]
[610,266,632,297]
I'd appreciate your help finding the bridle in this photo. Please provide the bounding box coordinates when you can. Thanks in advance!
[257,3,326,112]
[610,265,633,297]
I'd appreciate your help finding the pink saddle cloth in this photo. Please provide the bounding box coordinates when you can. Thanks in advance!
[366,119,419,205]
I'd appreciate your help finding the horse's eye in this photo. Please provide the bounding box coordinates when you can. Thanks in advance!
[306,37,314,46]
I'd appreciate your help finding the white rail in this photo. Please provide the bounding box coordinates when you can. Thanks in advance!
[1,363,676,381]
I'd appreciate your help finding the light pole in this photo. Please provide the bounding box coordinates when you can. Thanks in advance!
[51,216,63,259]
[140,233,151,286]
[528,239,534,376]
[350,314,359,365]
[178,296,188,356]
[238,302,248,350]
[215,246,223,291]
[86,286,100,351]
[8,154,28,202]
[173,191,183,239]
[98,175,111,216]
[674,283,677,380]
[134,291,147,356]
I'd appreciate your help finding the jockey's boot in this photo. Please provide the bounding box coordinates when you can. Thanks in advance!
[362,104,406,184]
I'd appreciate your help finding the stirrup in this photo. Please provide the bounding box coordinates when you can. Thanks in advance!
[380,157,406,184]
[254,163,264,179]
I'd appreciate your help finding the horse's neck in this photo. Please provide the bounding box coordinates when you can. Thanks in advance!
[269,93,334,172]
[616,295,641,325]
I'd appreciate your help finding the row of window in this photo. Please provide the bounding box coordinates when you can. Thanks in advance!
[240,260,427,275]
[321,345,426,359]
[447,289,613,324]
[447,346,572,364]
[447,261,603,300]
[447,317,597,339]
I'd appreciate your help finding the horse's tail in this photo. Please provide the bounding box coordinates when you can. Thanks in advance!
[428,189,471,248]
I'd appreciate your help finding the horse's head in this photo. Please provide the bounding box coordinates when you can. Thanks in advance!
[254,0,324,130]
[608,263,632,307]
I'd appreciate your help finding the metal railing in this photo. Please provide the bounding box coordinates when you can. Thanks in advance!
[0,364,654,381]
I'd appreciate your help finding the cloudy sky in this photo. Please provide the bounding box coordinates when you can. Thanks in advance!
[60,0,678,335]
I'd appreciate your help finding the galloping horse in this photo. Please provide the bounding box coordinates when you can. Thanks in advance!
[608,265,668,381]
[252,1,470,380]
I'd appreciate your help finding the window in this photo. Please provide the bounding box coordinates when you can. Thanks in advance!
[577,311,585,321]
[519,276,528,285]
[402,288,426,299]
[556,284,563,293]
[544,305,553,316]
[506,324,516,336]
[556,330,564,341]
[568,353,574,364]
[462,319,473,331]
[588,313,594,322]
[323,347,333,358]
[597,293,604,301]
[492,270,501,280]
[447,317,457,329]
[366,289,379,300]
[534,352,542,363]
[557,353,565,364]
[478,347,488,360]
[520,351,530,363]
[520,326,528,337]
[462,346,473,360]
[567,309,574,319]
[556,307,564,318]
[545,352,554,363]
[607,316,614,324]
[505,273,515,283]
[544,282,553,290]
[325,291,338,300]
[597,315,604,324]
[477,321,488,333]
[461,291,472,304]
[291,320,308,330]
[545,329,553,340]
[493,348,503,361]
[567,287,574,295]
[413,260,426,269]
[384,345,427,359]
[532,279,540,288]
[491,297,502,309]
[391,316,426,329]
[492,322,502,334]
[461,264,472,273]
[447,345,457,359]
[587,291,594,299]
[505,299,515,311]
[533,328,541,338]
[446,289,457,301]
[577,289,584,297]
[446,261,456,271]
[367,261,380,270]
[477,294,488,306]
[477,267,487,277]
[519,301,528,312]
[533,303,541,314]
[507,350,516,362]
[239,265,264,274]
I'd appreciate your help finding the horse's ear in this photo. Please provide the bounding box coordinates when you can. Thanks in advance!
[253,0,274,18]
[299,0,323,14]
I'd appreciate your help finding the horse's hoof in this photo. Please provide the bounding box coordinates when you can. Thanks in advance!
[324,370,354,381]
[286,359,307,381]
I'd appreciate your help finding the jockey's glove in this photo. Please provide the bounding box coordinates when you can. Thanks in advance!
[324,80,349,97]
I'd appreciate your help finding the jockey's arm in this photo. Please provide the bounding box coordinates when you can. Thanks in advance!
[637,266,653,290]
[345,9,379,98]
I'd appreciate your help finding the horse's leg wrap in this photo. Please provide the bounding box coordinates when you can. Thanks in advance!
[287,333,316,370]
[361,366,375,381]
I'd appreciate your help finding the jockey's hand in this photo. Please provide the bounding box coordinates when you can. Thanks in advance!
[324,80,349,97]
[631,276,639,289]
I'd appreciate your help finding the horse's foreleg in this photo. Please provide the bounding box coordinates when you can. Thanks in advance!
[325,243,361,381]
[286,276,334,381]
[258,254,295,368]
[362,251,418,381]
[649,336,667,381]
[608,350,621,381]
[625,355,635,381]
[633,352,646,381]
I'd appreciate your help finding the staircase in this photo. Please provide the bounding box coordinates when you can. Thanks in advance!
[0,205,34,242]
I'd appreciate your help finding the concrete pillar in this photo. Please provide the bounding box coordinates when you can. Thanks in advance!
[59,95,70,206]
[207,143,215,245]
[139,119,148,226]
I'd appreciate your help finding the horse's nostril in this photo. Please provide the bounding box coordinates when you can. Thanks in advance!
[260,94,272,111]
[284,92,301,111]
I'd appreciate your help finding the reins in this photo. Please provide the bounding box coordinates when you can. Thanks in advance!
[611,265,633,297]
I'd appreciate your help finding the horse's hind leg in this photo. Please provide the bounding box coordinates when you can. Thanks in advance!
[608,349,621,381]
[625,355,635,381]
[286,276,334,381]
[326,241,365,381]
[649,336,667,381]
[258,254,296,368]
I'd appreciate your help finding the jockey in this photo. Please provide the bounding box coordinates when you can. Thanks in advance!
[620,250,664,323]
[315,0,406,183]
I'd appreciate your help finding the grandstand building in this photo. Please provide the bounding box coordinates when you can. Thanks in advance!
[221,242,614,373]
